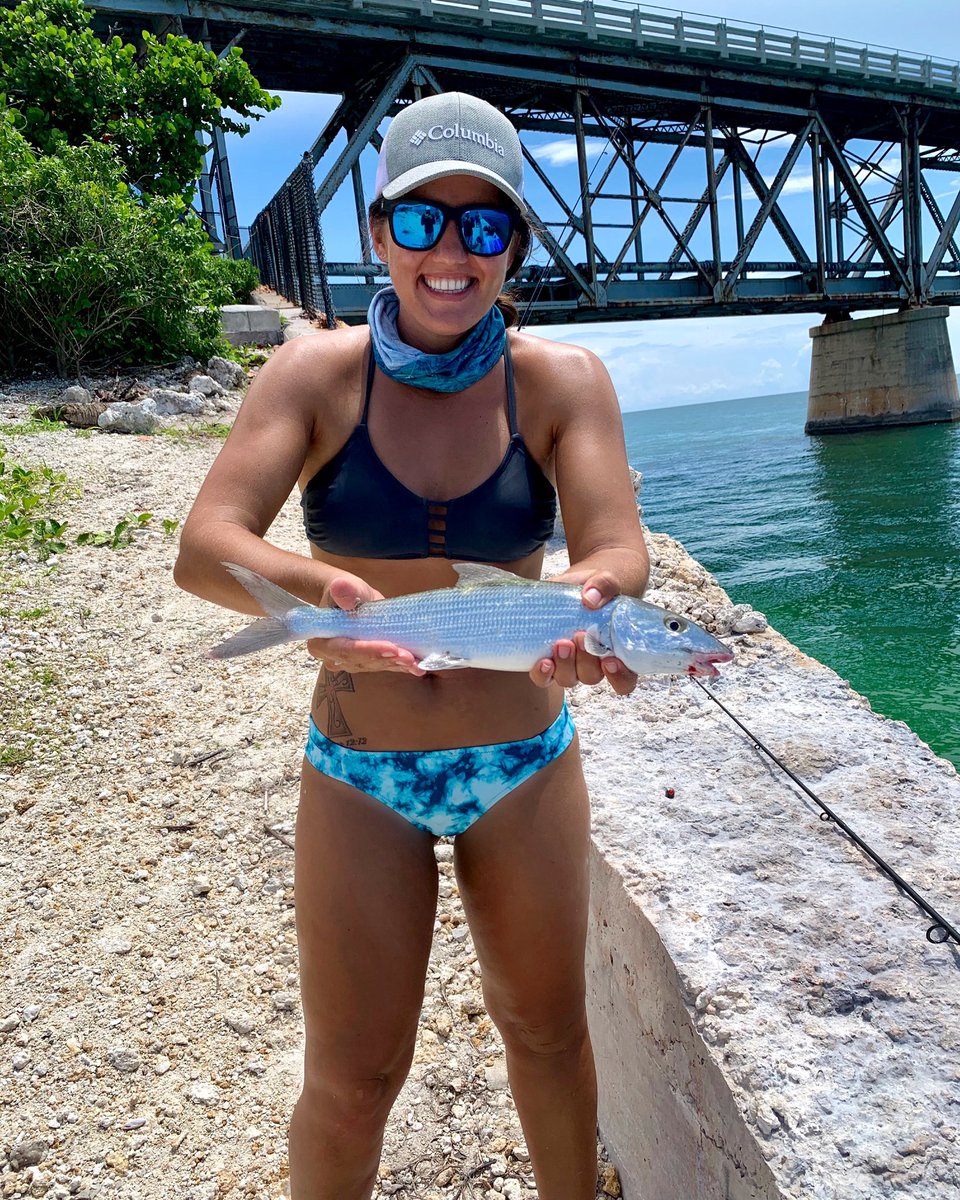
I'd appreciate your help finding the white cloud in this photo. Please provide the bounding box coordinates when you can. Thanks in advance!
[532,138,606,167]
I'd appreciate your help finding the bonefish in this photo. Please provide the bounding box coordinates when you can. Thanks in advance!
[208,562,733,678]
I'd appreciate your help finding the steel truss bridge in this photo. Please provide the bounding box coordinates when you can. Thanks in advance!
[88,0,960,326]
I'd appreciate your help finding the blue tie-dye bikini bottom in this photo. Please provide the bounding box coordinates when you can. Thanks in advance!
[304,705,576,838]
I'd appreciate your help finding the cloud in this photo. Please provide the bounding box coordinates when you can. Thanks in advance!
[530,312,816,410]
[532,139,606,167]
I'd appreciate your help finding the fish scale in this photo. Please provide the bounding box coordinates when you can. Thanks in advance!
[209,561,734,678]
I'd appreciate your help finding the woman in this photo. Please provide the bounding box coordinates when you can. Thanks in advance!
[175,91,648,1200]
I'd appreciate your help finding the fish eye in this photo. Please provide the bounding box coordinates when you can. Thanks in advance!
[664,615,688,634]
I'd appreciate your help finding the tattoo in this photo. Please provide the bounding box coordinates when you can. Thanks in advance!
[317,668,355,739]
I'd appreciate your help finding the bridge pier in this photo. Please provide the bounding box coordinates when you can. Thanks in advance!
[805,307,960,434]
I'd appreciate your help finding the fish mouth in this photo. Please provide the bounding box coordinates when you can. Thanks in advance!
[686,649,735,678]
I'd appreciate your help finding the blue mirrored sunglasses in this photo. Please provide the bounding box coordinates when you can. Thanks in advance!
[383,200,518,257]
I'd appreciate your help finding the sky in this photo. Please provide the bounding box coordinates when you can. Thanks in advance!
[220,1,960,410]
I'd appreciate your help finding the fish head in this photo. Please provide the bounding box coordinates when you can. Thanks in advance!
[609,597,734,678]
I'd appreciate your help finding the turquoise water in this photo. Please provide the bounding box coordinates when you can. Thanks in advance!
[623,393,960,767]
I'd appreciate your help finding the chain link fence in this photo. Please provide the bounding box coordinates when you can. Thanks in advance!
[247,154,337,328]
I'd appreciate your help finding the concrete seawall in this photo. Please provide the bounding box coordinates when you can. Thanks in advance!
[549,535,960,1199]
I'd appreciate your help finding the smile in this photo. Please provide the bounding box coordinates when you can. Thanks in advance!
[423,277,473,295]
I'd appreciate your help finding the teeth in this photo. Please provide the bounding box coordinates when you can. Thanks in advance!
[424,277,471,292]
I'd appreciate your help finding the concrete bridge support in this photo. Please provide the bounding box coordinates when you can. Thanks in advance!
[805,306,960,434]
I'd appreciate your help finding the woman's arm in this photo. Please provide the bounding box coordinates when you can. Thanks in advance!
[528,342,649,694]
[174,336,424,674]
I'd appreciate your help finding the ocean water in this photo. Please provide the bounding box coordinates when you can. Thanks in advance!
[623,392,960,768]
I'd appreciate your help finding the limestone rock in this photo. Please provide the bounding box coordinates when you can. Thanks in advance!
[60,385,93,406]
[8,1140,48,1170]
[188,374,222,397]
[97,400,157,434]
[206,356,247,390]
[106,1046,141,1073]
[150,389,205,417]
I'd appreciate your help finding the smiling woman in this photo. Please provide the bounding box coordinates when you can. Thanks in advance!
[174,89,649,1200]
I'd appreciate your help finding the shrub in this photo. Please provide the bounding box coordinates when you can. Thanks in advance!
[0,121,233,375]
[214,256,261,305]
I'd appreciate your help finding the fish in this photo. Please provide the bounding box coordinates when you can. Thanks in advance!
[208,562,734,678]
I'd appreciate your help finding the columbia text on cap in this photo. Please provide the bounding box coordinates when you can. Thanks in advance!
[374,92,525,211]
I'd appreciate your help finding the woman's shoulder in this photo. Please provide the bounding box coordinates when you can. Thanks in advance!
[266,324,368,382]
[507,329,614,412]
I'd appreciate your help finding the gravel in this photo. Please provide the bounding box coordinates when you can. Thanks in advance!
[0,409,640,1200]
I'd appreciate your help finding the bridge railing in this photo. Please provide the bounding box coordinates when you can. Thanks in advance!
[345,0,960,92]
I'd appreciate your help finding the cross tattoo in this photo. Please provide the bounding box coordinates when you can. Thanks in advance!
[318,668,355,738]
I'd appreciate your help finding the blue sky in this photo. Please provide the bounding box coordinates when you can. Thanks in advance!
[221,1,960,410]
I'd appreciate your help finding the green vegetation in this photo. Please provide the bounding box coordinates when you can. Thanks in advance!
[0,745,30,770]
[158,422,232,441]
[0,415,68,436]
[0,125,233,374]
[217,257,261,305]
[0,443,180,558]
[0,446,71,559]
[228,344,273,370]
[0,0,280,375]
[0,0,279,199]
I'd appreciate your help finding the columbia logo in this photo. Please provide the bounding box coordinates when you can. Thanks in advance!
[410,129,427,147]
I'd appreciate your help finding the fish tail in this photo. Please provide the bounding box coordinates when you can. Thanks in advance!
[207,616,295,660]
[222,562,306,619]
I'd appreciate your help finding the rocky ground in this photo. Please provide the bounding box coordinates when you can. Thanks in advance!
[2,376,736,1200]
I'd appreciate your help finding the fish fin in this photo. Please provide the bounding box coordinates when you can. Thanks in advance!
[583,624,615,658]
[452,563,527,588]
[208,617,294,660]
[417,651,469,671]
[222,562,304,618]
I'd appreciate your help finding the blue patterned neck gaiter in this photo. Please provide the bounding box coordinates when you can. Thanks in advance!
[367,286,506,393]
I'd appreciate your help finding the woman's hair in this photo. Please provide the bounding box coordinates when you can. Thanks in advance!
[368,198,532,329]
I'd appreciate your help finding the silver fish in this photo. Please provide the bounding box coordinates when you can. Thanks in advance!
[209,562,733,678]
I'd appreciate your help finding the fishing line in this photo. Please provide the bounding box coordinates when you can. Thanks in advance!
[693,678,960,949]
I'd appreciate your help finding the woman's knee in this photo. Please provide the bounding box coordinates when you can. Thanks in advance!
[297,1050,414,1137]
[484,989,591,1059]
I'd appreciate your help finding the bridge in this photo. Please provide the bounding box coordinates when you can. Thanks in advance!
[87,0,960,428]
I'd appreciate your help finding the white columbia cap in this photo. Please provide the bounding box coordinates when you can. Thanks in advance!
[374,92,525,210]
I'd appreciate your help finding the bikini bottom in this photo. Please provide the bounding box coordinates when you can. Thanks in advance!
[303,705,576,838]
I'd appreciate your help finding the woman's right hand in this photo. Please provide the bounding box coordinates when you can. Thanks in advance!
[306,574,426,676]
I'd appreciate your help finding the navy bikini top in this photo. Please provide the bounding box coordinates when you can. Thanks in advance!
[301,338,557,562]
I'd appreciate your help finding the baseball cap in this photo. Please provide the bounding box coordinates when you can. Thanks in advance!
[374,92,525,210]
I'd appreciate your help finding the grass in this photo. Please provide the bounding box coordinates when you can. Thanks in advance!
[0,745,30,771]
[157,422,232,441]
[0,415,68,436]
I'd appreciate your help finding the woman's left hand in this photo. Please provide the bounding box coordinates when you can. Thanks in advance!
[528,569,639,696]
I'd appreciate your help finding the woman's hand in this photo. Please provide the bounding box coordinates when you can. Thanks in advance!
[306,574,426,676]
[528,569,638,696]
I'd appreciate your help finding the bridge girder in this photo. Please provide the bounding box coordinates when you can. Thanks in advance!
[86,0,960,325]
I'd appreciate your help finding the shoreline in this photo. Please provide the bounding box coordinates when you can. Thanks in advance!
[2,425,958,1199]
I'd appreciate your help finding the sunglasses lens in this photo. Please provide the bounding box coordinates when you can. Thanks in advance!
[391,203,444,249]
[461,208,514,255]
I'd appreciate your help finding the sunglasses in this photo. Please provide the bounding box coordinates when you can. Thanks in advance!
[382,199,519,257]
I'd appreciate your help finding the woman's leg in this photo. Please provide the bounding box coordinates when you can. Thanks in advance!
[452,736,597,1200]
[289,761,439,1200]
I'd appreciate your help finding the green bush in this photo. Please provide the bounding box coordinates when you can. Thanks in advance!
[214,256,260,305]
[0,120,233,375]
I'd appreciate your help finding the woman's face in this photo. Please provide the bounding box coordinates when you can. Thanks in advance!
[371,174,515,354]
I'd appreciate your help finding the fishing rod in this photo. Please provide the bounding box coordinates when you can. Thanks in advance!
[694,678,960,949]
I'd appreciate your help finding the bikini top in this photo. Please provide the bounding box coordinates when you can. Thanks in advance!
[301,338,557,561]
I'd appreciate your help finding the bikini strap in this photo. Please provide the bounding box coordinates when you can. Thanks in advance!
[361,342,376,426]
[504,336,519,438]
